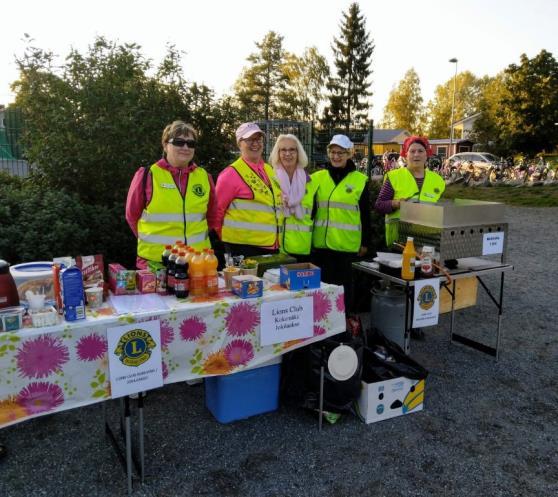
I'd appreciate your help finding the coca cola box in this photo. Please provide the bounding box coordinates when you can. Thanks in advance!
[279,263,321,290]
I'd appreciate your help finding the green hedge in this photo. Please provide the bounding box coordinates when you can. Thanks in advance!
[0,173,137,267]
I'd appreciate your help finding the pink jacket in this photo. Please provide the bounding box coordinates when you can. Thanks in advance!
[215,158,278,249]
[125,158,219,268]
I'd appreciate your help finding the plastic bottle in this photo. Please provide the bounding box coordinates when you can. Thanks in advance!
[162,245,172,267]
[174,251,189,299]
[189,251,206,297]
[167,249,179,295]
[205,249,219,296]
[401,237,417,281]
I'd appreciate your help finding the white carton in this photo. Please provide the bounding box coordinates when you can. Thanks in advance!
[357,376,425,424]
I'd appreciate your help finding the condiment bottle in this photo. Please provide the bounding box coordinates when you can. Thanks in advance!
[401,237,417,281]
[420,246,435,278]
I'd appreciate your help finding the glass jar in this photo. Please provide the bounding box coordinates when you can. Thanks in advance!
[420,246,435,278]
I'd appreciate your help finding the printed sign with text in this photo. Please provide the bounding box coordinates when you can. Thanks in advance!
[107,319,163,398]
[260,296,313,346]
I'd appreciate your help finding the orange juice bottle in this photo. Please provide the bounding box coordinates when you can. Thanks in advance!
[189,251,206,296]
[401,237,417,280]
[204,249,219,296]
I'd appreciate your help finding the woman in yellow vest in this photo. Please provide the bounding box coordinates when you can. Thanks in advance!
[311,135,372,309]
[375,136,446,248]
[269,134,317,261]
[126,121,218,269]
[215,122,283,257]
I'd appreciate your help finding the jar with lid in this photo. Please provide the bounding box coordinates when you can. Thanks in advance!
[420,246,435,278]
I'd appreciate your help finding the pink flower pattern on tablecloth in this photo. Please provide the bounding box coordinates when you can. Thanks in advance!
[312,291,332,321]
[179,316,207,341]
[16,335,70,379]
[336,292,345,313]
[162,361,169,379]
[224,340,254,366]
[313,325,326,336]
[160,319,175,349]
[76,333,107,361]
[16,382,64,415]
[225,302,260,336]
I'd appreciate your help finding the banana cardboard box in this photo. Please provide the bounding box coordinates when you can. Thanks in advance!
[357,376,426,424]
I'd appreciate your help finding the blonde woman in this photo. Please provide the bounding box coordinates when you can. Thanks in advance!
[269,134,317,259]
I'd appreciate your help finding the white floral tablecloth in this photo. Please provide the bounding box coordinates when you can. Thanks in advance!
[0,284,345,428]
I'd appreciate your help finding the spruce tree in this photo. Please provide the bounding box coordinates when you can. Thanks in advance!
[326,3,374,129]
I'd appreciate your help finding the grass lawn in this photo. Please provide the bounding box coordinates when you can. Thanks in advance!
[444,184,558,207]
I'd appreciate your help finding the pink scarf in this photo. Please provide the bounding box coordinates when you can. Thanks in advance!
[274,166,306,219]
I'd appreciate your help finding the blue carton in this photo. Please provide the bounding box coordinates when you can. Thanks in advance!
[205,363,280,423]
[59,266,86,321]
[231,275,263,299]
[280,263,321,290]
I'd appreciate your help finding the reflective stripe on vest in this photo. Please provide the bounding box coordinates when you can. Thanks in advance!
[221,158,283,247]
[280,178,318,256]
[384,167,446,247]
[311,169,367,252]
[137,164,211,262]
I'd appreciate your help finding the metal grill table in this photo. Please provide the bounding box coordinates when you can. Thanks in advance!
[352,258,514,360]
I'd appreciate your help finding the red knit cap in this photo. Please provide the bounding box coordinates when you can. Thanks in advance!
[401,136,433,158]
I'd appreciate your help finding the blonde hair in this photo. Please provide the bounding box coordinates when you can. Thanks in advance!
[269,134,308,169]
[161,121,198,149]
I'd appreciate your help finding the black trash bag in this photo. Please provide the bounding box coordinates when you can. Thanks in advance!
[281,332,363,414]
[363,328,428,383]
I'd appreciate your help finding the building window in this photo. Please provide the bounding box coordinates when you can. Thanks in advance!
[437,146,447,158]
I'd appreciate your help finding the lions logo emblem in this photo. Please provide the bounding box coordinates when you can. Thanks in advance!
[192,184,206,197]
[417,285,437,311]
[114,329,157,367]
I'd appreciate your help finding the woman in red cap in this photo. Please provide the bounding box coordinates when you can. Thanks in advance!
[375,136,445,247]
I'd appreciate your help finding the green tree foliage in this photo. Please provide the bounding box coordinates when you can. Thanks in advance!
[472,50,558,155]
[380,68,425,134]
[234,31,287,121]
[426,71,488,138]
[325,2,374,129]
[279,47,330,121]
[13,37,185,205]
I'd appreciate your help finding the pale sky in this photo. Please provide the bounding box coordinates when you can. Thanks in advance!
[2,0,557,122]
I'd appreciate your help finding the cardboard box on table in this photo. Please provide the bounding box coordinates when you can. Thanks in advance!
[279,263,321,290]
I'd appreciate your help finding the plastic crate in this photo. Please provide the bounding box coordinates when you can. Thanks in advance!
[204,363,280,423]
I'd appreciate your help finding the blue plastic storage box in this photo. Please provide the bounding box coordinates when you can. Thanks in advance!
[205,363,281,423]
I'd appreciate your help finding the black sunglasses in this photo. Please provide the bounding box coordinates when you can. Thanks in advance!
[169,138,196,148]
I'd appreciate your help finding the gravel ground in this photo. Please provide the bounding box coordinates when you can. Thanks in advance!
[1,206,557,497]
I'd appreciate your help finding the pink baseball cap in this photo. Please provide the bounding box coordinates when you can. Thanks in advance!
[236,122,264,142]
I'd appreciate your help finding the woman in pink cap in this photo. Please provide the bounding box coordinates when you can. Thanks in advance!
[215,122,283,257]
[375,135,446,248]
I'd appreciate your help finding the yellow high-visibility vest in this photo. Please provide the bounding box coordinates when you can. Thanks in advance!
[221,158,283,247]
[137,164,210,262]
[384,167,445,247]
[280,178,319,256]
[311,169,368,253]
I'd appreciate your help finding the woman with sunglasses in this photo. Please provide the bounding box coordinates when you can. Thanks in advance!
[215,122,283,257]
[375,136,445,248]
[311,135,372,310]
[126,121,218,269]
[269,134,317,260]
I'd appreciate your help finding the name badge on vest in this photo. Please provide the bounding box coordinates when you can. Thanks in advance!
[161,183,176,189]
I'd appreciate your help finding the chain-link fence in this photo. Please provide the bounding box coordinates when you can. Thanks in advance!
[0,107,30,177]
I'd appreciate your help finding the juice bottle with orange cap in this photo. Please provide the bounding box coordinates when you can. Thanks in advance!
[189,251,206,296]
[205,249,219,296]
